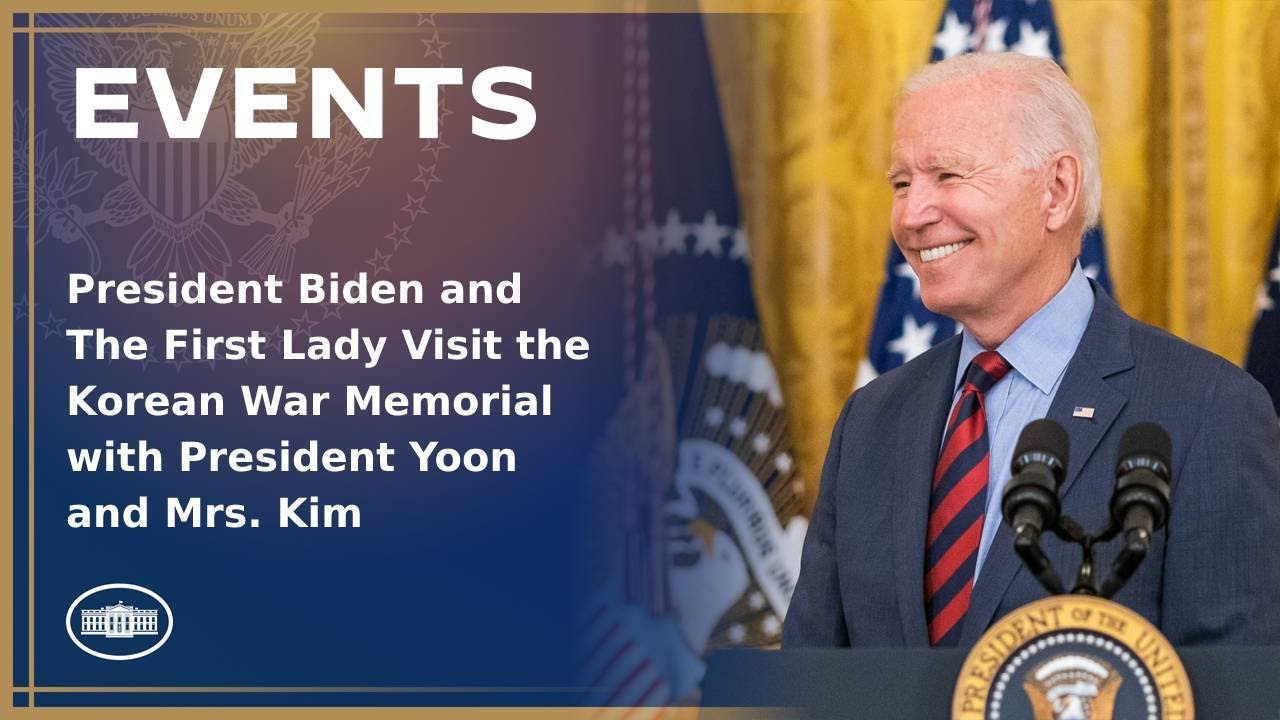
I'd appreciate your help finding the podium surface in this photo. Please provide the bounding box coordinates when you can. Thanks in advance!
[702,646,1280,719]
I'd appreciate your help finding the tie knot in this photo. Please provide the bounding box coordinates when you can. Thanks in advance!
[963,351,1011,394]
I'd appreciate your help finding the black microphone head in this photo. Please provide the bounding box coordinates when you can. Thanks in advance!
[1011,419,1069,483]
[1116,422,1172,479]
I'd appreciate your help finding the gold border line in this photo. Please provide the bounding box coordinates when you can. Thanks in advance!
[0,2,796,12]
[14,26,514,34]
[0,9,14,714]
[16,687,592,693]
[12,709,730,720]
[27,9,37,706]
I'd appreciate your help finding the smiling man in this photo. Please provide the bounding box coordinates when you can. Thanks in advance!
[782,53,1280,649]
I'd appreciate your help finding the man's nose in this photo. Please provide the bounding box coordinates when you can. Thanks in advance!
[896,183,943,232]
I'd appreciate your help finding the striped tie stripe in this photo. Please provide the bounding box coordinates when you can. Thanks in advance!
[925,350,1011,646]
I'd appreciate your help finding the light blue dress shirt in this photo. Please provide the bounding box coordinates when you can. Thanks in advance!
[945,262,1094,580]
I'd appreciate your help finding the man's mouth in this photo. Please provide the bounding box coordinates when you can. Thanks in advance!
[919,239,972,263]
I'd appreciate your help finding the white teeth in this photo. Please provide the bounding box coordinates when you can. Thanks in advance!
[919,240,971,263]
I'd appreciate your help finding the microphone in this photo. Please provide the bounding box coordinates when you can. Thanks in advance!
[1110,422,1172,541]
[1100,422,1172,598]
[1002,419,1070,595]
[1002,419,1070,538]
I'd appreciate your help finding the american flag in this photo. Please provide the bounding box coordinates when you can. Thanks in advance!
[857,0,1114,388]
[580,11,807,715]
[1245,208,1280,415]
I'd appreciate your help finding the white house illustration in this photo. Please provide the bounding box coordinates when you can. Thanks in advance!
[80,601,159,638]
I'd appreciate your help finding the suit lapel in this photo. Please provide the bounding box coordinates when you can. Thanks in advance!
[892,336,961,646]
[960,282,1134,645]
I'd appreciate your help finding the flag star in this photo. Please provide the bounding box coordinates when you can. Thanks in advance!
[791,479,806,496]
[365,248,393,276]
[37,311,65,340]
[894,262,922,298]
[420,31,450,60]
[729,417,747,437]
[400,193,429,222]
[322,302,345,320]
[636,221,662,256]
[1270,263,1280,285]
[291,311,319,337]
[728,227,750,261]
[933,11,972,60]
[204,357,218,371]
[413,163,442,191]
[748,591,766,610]
[774,452,794,474]
[167,350,189,373]
[601,226,631,268]
[760,614,781,636]
[751,433,770,454]
[1083,263,1100,280]
[265,325,284,352]
[979,17,1009,52]
[705,406,726,427]
[416,13,436,26]
[15,293,30,320]
[1256,284,1275,315]
[138,349,158,372]
[420,137,450,158]
[659,209,689,254]
[1011,19,1053,58]
[384,222,412,249]
[726,623,747,643]
[691,211,727,257]
[888,315,937,362]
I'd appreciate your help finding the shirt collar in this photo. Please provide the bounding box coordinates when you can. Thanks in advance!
[954,262,1095,395]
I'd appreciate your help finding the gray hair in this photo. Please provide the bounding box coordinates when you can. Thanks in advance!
[900,53,1102,232]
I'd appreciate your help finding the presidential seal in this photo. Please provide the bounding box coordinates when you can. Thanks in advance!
[953,595,1192,720]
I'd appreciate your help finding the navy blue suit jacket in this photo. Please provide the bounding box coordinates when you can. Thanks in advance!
[783,282,1280,648]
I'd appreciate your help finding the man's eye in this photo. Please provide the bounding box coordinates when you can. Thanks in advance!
[939,172,960,181]
[892,181,909,191]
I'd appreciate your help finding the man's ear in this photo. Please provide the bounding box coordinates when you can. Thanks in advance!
[1044,152,1083,233]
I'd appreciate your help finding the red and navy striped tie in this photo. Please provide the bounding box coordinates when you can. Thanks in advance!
[925,350,1011,646]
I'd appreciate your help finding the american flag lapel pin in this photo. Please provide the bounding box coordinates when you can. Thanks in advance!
[1073,406,1095,419]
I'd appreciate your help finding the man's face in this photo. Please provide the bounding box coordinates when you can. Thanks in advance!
[889,77,1070,331]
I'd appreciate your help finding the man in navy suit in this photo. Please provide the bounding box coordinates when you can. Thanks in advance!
[782,52,1280,649]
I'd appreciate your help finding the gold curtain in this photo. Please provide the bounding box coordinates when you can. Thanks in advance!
[704,0,1280,509]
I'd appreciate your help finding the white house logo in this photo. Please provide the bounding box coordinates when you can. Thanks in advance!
[80,602,158,638]
[66,583,173,660]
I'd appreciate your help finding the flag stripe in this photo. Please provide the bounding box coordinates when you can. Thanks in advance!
[587,639,635,691]
[603,659,651,707]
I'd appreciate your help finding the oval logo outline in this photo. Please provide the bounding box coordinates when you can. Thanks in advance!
[65,582,174,661]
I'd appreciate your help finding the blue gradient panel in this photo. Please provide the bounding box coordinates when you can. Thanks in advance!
[11,12,663,705]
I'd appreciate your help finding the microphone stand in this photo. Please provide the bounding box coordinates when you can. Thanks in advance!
[1016,512,1151,599]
